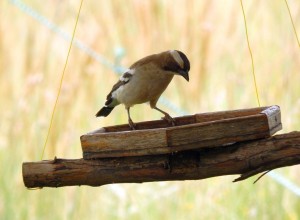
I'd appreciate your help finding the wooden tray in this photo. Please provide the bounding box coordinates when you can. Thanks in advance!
[81,105,282,159]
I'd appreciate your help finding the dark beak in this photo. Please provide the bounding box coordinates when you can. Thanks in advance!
[179,70,189,82]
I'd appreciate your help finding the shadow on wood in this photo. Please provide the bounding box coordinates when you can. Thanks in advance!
[23,131,300,188]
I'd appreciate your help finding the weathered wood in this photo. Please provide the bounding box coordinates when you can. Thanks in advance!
[23,131,300,188]
[81,106,282,159]
[89,106,268,133]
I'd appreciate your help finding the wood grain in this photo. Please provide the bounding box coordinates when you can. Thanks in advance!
[167,115,269,147]
[90,106,269,133]
[82,129,167,151]
[195,106,266,123]
[81,106,282,158]
[23,131,300,188]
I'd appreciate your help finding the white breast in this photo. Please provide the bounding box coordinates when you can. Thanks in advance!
[113,64,173,107]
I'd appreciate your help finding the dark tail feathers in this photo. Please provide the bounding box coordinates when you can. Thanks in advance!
[96,106,114,117]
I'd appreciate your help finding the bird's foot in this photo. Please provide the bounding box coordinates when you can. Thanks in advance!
[162,113,176,126]
[128,119,136,130]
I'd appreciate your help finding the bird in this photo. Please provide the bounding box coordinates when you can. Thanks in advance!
[96,50,190,129]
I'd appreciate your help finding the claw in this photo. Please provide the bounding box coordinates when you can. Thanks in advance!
[128,118,136,130]
[153,106,176,126]
[162,113,176,126]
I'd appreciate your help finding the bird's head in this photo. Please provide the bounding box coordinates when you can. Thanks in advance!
[163,50,190,81]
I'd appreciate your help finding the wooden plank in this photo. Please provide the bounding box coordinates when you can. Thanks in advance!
[167,114,269,147]
[90,106,268,133]
[23,131,300,188]
[195,106,267,123]
[95,115,197,133]
[261,105,282,135]
[81,106,282,159]
[81,128,167,151]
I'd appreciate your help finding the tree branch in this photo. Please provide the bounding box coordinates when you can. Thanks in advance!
[23,131,300,188]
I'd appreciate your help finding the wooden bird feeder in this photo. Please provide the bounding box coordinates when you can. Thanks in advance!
[23,105,299,189]
[81,105,281,159]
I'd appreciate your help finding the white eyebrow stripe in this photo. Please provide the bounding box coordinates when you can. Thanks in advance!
[170,50,184,69]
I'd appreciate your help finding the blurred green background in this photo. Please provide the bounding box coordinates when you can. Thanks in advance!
[1,0,300,219]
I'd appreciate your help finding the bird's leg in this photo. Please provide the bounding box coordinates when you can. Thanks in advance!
[126,107,136,130]
[153,106,176,126]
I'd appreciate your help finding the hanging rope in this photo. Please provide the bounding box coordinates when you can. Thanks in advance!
[284,0,300,48]
[239,0,261,107]
[40,0,84,160]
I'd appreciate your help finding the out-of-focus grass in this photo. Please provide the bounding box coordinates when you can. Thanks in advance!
[1,0,300,219]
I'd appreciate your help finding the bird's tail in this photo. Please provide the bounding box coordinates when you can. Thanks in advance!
[96,97,120,117]
[96,106,114,117]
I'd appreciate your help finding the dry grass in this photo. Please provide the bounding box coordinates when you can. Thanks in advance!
[1,0,300,219]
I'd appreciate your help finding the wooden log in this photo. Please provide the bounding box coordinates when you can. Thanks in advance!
[81,106,282,158]
[23,131,300,188]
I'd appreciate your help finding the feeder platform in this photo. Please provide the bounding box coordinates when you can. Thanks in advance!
[81,105,281,159]
[22,105,300,189]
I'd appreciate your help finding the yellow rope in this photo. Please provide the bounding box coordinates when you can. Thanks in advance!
[284,0,300,48]
[41,0,84,160]
[239,0,261,107]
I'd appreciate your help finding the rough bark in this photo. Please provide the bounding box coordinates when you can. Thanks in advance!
[23,131,300,188]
